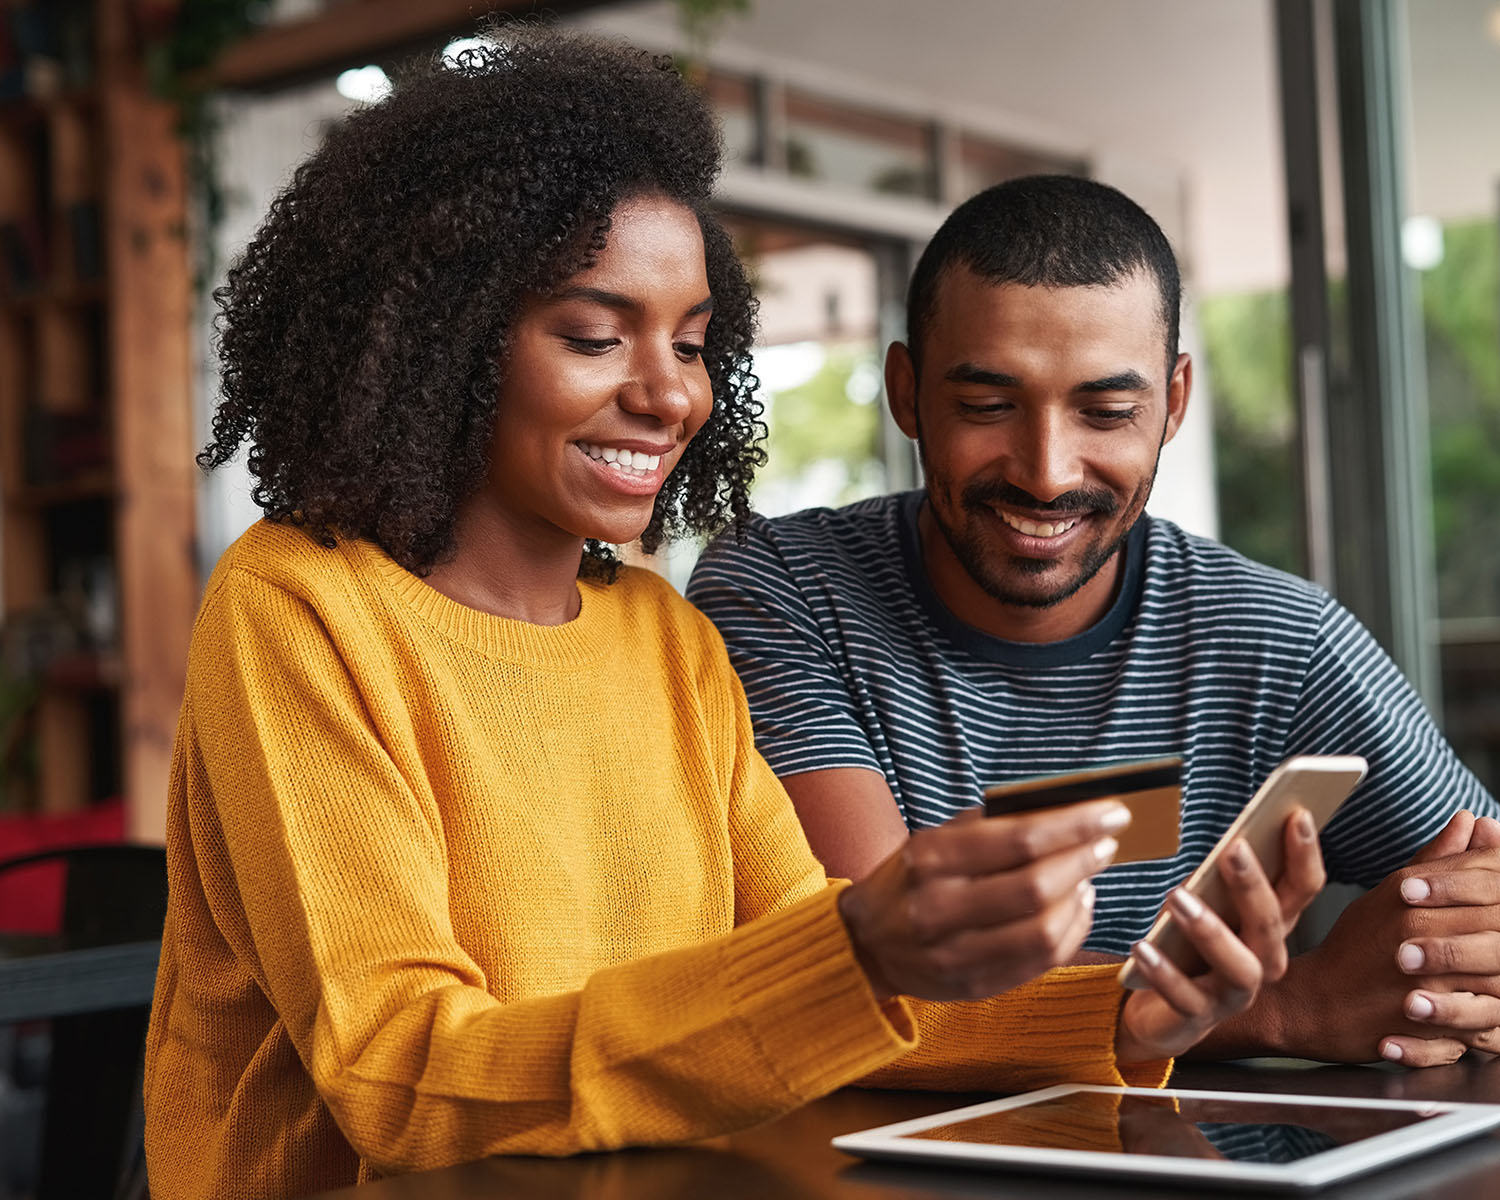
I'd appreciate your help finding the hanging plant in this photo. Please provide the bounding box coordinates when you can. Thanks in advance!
[675,0,751,46]
[673,0,751,76]
[136,0,272,285]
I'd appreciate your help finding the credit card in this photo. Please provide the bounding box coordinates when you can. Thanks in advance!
[983,756,1183,863]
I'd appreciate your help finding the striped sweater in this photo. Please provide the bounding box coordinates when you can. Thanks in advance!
[687,491,1497,953]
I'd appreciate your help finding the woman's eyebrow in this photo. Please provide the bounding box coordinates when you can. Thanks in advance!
[552,286,714,316]
[554,286,640,312]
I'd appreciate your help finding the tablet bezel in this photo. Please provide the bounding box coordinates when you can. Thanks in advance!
[831,1084,1500,1192]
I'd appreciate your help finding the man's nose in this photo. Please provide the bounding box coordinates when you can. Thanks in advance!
[1005,412,1085,503]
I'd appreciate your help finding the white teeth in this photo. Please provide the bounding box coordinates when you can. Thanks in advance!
[1001,511,1079,538]
[578,442,662,477]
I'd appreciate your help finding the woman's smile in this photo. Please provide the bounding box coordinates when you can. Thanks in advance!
[575,438,675,494]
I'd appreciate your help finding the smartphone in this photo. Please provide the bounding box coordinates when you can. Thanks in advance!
[983,756,1183,865]
[1117,753,1368,990]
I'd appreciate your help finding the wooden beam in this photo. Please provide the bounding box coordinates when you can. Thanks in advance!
[212,0,613,92]
[100,6,198,842]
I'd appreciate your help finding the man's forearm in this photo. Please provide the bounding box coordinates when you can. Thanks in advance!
[1183,954,1309,1060]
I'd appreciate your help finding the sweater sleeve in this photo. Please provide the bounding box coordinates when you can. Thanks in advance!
[688,612,1171,1095]
[867,968,1172,1092]
[185,569,915,1172]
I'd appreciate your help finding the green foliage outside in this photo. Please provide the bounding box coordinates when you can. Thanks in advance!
[1198,290,1304,576]
[1420,220,1500,619]
[1200,217,1500,619]
[755,345,885,511]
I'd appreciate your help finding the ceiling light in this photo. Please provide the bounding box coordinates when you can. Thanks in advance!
[441,36,494,69]
[335,65,391,104]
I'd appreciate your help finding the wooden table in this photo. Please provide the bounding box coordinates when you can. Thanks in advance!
[305,1060,1500,1199]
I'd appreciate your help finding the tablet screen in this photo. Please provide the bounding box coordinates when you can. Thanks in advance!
[901,1090,1437,1164]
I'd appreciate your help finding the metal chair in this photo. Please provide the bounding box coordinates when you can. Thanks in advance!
[0,844,166,1200]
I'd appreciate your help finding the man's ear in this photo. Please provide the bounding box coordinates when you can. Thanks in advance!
[1163,352,1192,445]
[885,342,920,441]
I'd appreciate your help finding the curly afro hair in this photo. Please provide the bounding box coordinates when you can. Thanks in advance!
[200,24,762,578]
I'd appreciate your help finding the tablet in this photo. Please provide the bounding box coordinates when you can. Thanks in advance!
[832,1085,1500,1192]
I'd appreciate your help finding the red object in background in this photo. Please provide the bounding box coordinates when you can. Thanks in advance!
[0,800,125,933]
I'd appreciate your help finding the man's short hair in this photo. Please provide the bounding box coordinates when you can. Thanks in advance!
[907,174,1182,378]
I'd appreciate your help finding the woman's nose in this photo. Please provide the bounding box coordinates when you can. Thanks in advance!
[620,347,698,425]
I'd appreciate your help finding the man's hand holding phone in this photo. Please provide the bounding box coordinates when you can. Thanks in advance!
[1113,808,1327,1061]
[975,754,1349,1061]
[1118,755,1367,989]
[1109,753,1364,1061]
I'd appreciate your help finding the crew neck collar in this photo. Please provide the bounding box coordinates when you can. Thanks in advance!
[353,539,610,667]
[897,490,1147,667]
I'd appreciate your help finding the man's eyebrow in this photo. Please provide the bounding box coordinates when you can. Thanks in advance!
[1076,370,1153,393]
[944,363,1021,388]
[552,287,714,317]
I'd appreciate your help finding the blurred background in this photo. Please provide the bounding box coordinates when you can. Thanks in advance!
[1,0,1497,851]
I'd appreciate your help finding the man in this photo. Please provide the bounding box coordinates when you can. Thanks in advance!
[688,174,1500,1067]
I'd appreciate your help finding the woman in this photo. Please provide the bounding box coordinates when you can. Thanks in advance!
[143,28,1324,1200]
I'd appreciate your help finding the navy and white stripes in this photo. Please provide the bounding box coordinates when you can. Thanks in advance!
[687,491,1496,955]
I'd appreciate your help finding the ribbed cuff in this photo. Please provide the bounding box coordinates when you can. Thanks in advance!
[1025,964,1146,1084]
[725,883,916,1102]
[1119,1054,1174,1089]
[859,963,1171,1093]
[1042,965,1171,1088]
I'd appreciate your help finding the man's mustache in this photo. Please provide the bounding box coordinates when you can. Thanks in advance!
[961,480,1118,516]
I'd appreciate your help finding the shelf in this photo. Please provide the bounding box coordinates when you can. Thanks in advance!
[43,651,122,693]
[0,279,107,312]
[0,0,197,835]
[6,470,116,509]
[0,90,98,132]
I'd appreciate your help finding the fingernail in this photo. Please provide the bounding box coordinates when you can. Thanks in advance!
[1407,993,1435,1020]
[1133,939,1162,967]
[1228,840,1252,873]
[1093,836,1119,866]
[1400,877,1431,903]
[1296,810,1315,840]
[1080,881,1097,908]
[1171,887,1206,921]
[1381,1041,1404,1062]
[1398,942,1425,972]
[1099,805,1131,833]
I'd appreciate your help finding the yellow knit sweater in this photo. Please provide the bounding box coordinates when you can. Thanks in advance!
[143,521,1166,1200]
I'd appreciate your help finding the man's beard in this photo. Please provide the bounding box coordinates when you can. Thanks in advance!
[925,475,1147,611]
